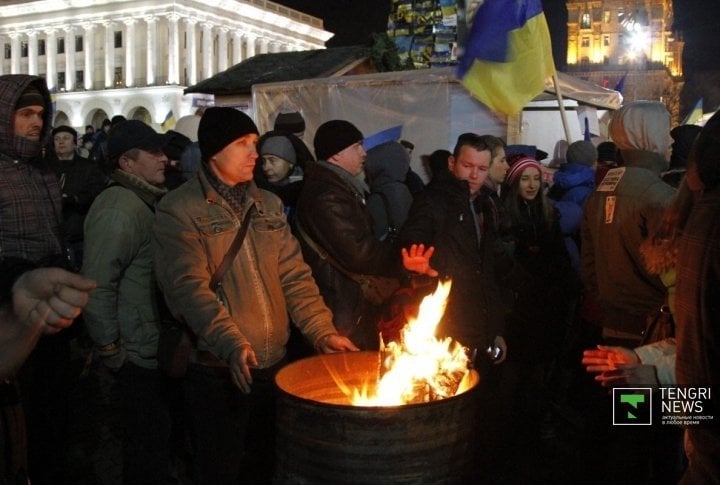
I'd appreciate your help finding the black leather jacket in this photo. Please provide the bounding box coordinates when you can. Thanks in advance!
[295,162,399,347]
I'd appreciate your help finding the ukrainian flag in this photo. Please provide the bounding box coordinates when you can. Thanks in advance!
[457,0,555,116]
[681,98,703,125]
[161,110,176,131]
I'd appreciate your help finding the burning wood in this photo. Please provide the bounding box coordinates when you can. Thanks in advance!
[352,280,470,406]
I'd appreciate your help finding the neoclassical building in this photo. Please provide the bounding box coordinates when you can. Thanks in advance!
[0,0,331,130]
[565,0,683,118]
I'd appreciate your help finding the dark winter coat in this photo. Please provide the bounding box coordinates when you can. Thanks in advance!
[47,153,107,243]
[501,197,578,362]
[581,150,676,335]
[364,141,413,240]
[399,171,506,355]
[0,75,65,264]
[295,161,399,348]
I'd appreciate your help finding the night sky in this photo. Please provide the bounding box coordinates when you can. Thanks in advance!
[276,0,720,113]
[276,0,718,71]
[275,0,392,47]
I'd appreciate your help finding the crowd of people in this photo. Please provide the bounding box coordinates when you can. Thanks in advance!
[1,73,718,484]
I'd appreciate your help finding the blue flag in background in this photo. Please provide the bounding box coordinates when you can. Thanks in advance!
[457,0,555,116]
[613,72,627,94]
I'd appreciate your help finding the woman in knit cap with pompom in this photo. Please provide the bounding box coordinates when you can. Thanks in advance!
[498,154,579,449]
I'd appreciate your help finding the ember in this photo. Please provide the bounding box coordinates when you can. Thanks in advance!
[352,280,471,406]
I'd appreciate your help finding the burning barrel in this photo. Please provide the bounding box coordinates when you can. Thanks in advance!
[274,351,481,483]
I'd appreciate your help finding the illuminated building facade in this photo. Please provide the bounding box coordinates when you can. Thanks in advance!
[0,0,331,129]
[566,0,682,116]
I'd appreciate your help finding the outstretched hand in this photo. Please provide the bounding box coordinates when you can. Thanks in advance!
[582,345,639,373]
[316,334,359,353]
[594,363,660,388]
[401,244,438,277]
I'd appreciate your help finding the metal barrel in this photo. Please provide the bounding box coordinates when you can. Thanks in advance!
[274,351,481,484]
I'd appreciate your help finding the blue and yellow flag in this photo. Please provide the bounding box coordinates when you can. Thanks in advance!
[457,0,555,116]
[681,98,703,125]
[161,110,176,131]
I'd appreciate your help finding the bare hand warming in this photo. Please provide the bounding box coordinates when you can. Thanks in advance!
[402,244,438,277]
[229,343,258,394]
[316,334,359,353]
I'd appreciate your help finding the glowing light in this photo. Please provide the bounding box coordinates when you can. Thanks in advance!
[350,280,472,406]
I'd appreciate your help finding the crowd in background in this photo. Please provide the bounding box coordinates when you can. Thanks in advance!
[2,73,719,484]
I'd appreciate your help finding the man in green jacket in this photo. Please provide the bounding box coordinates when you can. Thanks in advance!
[82,120,171,484]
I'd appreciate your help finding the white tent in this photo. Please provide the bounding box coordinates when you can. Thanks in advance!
[252,67,622,179]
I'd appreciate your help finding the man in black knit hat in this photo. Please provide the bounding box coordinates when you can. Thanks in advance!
[295,119,404,350]
[152,107,357,483]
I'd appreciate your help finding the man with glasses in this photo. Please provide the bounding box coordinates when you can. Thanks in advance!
[295,119,402,350]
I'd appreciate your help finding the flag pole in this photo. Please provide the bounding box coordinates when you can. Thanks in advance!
[552,71,572,144]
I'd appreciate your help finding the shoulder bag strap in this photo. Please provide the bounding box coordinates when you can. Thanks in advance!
[209,207,254,292]
[295,218,365,283]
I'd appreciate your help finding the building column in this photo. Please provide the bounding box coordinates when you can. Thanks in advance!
[245,33,256,59]
[145,15,157,85]
[64,26,76,91]
[258,38,269,54]
[10,32,21,74]
[103,21,115,88]
[83,22,95,89]
[185,19,198,86]
[217,27,229,71]
[27,30,38,75]
[269,41,280,53]
[201,22,214,79]
[231,31,243,65]
[45,29,57,90]
[167,14,179,84]
[124,18,135,87]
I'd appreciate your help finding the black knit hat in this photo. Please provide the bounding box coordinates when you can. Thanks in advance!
[313,120,363,161]
[16,85,44,110]
[274,111,305,134]
[198,107,259,162]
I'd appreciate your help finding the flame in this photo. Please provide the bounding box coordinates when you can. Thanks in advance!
[351,280,470,406]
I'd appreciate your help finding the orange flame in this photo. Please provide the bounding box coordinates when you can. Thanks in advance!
[351,280,470,406]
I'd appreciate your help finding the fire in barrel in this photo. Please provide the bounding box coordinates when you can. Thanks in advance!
[274,280,481,483]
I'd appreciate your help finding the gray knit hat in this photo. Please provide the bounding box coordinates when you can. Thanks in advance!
[566,141,598,167]
[260,136,296,165]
